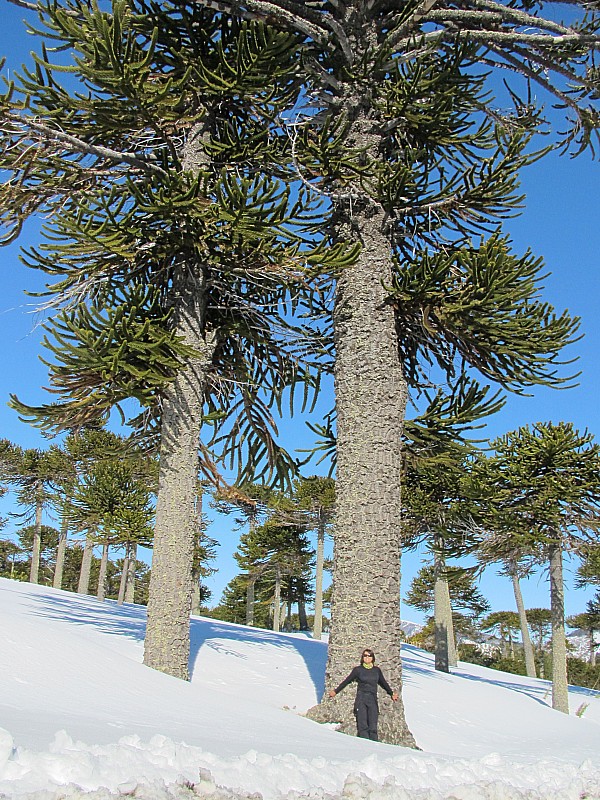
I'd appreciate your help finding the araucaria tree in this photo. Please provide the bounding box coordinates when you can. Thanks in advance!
[4,1,600,746]
[184,1,600,744]
[1,1,345,681]
[469,422,600,713]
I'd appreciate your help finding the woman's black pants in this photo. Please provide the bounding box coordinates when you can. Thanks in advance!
[354,694,379,741]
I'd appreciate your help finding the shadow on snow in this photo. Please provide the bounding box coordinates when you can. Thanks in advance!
[24,586,327,698]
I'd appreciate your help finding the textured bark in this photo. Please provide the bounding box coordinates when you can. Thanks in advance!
[53,512,70,590]
[125,543,137,604]
[273,564,282,632]
[510,567,537,678]
[97,543,109,602]
[313,521,325,640]
[434,572,449,673]
[549,544,569,714]
[29,496,43,584]
[144,125,216,680]
[443,578,458,668]
[306,200,416,747]
[143,298,214,677]
[433,544,456,670]
[77,534,94,595]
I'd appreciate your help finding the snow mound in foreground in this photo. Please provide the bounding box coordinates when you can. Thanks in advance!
[1,578,599,800]
[2,729,599,800]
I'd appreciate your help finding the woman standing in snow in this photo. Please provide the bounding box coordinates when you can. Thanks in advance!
[328,649,398,741]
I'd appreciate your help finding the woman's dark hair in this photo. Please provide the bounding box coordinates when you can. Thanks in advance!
[360,649,376,665]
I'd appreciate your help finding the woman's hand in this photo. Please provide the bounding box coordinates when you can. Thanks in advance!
[391,691,399,702]
[328,689,336,698]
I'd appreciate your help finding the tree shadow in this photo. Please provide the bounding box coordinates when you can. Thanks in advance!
[189,615,327,698]
[24,587,147,641]
[24,587,327,697]
[403,641,600,708]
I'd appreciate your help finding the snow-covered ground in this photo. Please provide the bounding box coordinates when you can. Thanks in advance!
[0,577,599,799]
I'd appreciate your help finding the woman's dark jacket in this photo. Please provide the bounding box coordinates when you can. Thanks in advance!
[334,665,394,700]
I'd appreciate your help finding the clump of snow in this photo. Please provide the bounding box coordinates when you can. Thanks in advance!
[0,578,599,800]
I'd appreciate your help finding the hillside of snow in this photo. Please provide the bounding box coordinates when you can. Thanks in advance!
[0,577,599,799]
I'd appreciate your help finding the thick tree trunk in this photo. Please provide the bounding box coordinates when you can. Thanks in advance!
[29,496,43,584]
[549,544,569,714]
[144,126,216,681]
[144,298,211,677]
[53,511,70,590]
[246,576,256,626]
[313,521,325,640]
[125,543,137,604]
[77,533,94,595]
[510,566,537,678]
[97,542,109,602]
[306,200,416,747]
[273,564,282,632]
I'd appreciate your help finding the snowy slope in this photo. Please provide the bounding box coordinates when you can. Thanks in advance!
[0,577,599,799]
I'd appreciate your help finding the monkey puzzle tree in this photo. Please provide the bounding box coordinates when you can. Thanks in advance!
[567,602,600,666]
[469,422,600,713]
[400,378,503,672]
[184,0,599,745]
[292,475,336,639]
[3,446,60,584]
[473,521,541,678]
[71,449,155,601]
[1,0,348,680]
[480,611,522,660]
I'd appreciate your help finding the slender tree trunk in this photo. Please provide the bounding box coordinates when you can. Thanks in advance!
[590,629,597,666]
[97,542,109,601]
[313,520,325,640]
[434,567,449,673]
[273,564,282,632]
[117,550,129,605]
[143,126,216,681]
[190,487,204,617]
[549,543,569,713]
[77,533,94,595]
[306,195,416,746]
[53,510,70,590]
[510,567,537,678]
[246,575,256,626]
[29,496,43,584]
[125,543,137,604]
[298,598,308,631]
[442,574,458,667]
[433,542,455,671]
[190,584,201,617]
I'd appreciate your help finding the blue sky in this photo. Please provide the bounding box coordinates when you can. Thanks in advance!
[1,3,599,624]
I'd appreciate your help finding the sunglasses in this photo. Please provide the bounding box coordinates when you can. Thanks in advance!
[362,652,373,657]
